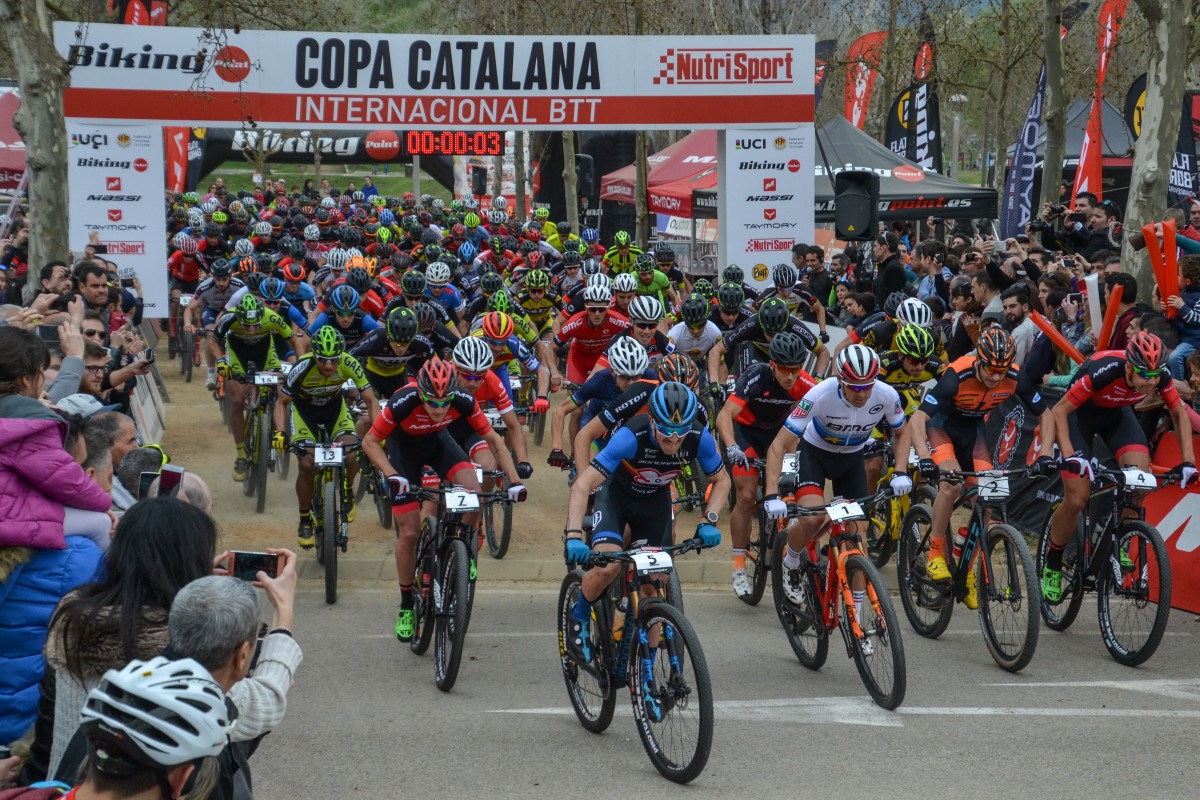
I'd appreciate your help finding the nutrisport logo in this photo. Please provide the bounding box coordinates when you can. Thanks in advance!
[654,47,794,85]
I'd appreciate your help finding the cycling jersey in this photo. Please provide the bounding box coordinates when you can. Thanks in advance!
[515,288,563,330]
[372,385,490,442]
[728,361,819,432]
[758,285,818,316]
[850,312,947,362]
[667,320,722,362]
[216,308,292,349]
[314,280,386,318]
[601,246,644,274]
[282,280,317,308]
[877,350,943,414]
[569,369,654,427]
[425,284,463,315]
[555,309,632,383]
[349,328,435,379]
[708,305,751,333]
[721,315,822,363]
[385,296,454,328]
[635,270,673,305]
[168,251,204,283]
[282,352,369,407]
[306,311,381,349]
[1065,351,1181,410]
[592,415,723,499]
[193,277,244,315]
[783,377,906,453]
[598,378,711,432]
[918,354,1046,422]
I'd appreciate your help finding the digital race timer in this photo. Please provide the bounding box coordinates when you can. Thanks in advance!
[403,131,504,156]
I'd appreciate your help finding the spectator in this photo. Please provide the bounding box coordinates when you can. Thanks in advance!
[971,271,1003,324]
[948,300,986,360]
[913,239,950,304]
[803,246,832,309]
[361,176,379,200]
[843,292,875,329]
[1000,285,1038,367]
[148,471,214,518]
[73,264,112,327]
[1104,272,1139,351]
[1166,255,1200,378]
[113,446,165,511]
[0,224,30,295]
[44,322,87,404]
[82,412,139,476]
[872,233,905,309]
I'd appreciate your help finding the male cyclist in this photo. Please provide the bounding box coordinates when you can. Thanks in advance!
[758,263,829,341]
[1041,331,1196,601]
[554,285,632,385]
[668,296,722,367]
[307,285,381,349]
[276,327,380,548]
[633,253,680,314]
[600,230,643,274]
[708,296,828,389]
[182,257,244,390]
[592,295,672,374]
[350,306,435,408]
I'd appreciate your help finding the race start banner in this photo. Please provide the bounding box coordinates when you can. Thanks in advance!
[67,122,168,317]
[54,23,814,131]
[721,127,815,290]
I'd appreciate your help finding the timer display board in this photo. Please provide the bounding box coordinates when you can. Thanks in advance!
[403,131,504,156]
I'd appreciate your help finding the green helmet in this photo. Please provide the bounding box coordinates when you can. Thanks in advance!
[893,323,935,361]
[464,212,481,228]
[488,291,513,314]
[534,207,550,220]
[311,326,345,359]
[613,230,631,247]
[525,269,550,289]
[234,294,264,325]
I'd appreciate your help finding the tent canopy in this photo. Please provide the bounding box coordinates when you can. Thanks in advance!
[1004,98,1134,167]
[0,88,25,191]
[599,130,716,206]
[600,117,997,222]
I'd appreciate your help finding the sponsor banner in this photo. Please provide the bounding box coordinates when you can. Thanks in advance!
[67,122,167,316]
[724,127,814,289]
[56,23,814,130]
[657,215,718,241]
[843,31,887,130]
[1001,64,1048,238]
[1072,0,1128,203]
[163,125,189,192]
[813,39,836,109]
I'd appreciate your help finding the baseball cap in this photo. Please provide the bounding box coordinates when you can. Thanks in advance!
[56,394,121,418]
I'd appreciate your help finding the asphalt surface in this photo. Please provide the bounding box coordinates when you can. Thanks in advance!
[250,581,1200,798]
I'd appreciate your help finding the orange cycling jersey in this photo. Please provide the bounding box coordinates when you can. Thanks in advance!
[917,354,1046,422]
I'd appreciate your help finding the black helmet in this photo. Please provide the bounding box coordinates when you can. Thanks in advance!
[243,272,267,294]
[757,296,790,334]
[400,270,427,296]
[386,307,418,343]
[680,296,708,326]
[480,271,504,294]
[346,267,372,294]
[556,221,573,237]
[717,282,744,311]
[884,291,907,317]
[722,264,744,284]
[420,229,440,246]
[209,258,233,278]
[768,331,808,367]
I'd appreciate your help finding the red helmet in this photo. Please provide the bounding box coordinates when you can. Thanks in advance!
[281,260,306,282]
[1126,331,1166,373]
[417,357,457,398]
[481,312,514,342]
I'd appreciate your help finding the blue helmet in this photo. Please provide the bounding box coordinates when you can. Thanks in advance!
[329,284,360,312]
[379,209,395,226]
[581,227,600,243]
[648,381,697,429]
[259,276,286,302]
[459,241,478,263]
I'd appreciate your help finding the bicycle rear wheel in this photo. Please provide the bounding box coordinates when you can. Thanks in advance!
[322,478,338,605]
[313,474,326,566]
[434,538,470,691]
[740,514,771,606]
[410,521,436,655]
[1098,520,1171,667]
[557,571,617,733]
[374,472,392,529]
[978,523,1039,672]
[896,504,953,638]
[179,329,193,382]
[1036,504,1085,631]
[842,553,906,710]
[770,536,827,669]
[254,409,271,514]
[631,599,714,784]
[484,497,512,559]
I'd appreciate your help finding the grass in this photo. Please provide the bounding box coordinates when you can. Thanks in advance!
[201,161,455,202]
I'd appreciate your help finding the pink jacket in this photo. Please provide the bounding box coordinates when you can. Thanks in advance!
[0,415,112,550]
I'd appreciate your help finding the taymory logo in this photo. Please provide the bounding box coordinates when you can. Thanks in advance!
[106,177,122,190]
[763,209,777,220]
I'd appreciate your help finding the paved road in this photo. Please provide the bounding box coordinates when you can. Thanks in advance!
[251,580,1200,799]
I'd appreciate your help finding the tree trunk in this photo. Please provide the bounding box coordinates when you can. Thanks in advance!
[514,131,528,222]
[1122,0,1193,289]
[1040,0,1067,210]
[634,129,650,248]
[561,131,579,236]
[1,0,70,303]
[491,153,503,204]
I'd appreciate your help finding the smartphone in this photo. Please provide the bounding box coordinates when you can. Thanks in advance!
[231,551,279,582]
[1067,293,1083,304]
[90,244,109,255]
[138,470,160,499]
[141,347,156,364]
[37,324,61,345]
[158,464,185,496]
[119,277,135,289]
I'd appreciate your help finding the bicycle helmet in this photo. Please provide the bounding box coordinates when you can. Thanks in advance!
[481,312,514,341]
[413,302,438,331]
[1126,330,1166,373]
[519,240,539,257]
[379,209,395,226]
[613,273,639,293]
[234,294,264,325]
[459,241,478,264]
[201,199,219,214]
[237,256,255,274]
[352,190,365,202]
[463,212,481,229]
[211,210,228,224]
[346,267,372,295]
[607,336,649,377]
[254,220,272,237]
[79,657,230,770]
[326,249,348,271]
[488,291,515,314]
[884,291,907,317]
[311,326,345,358]
[453,336,495,372]
[269,215,285,234]
[976,327,1017,372]
[717,282,745,310]
[243,272,267,295]
[329,284,360,313]
[757,296,790,334]
[534,207,550,221]
[386,307,418,343]
[582,227,599,244]
[634,253,657,273]
[772,263,799,288]
[893,323,935,361]
[281,260,305,282]
[176,235,198,256]
[691,278,716,302]
[680,296,709,327]
[896,297,933,328]
[202,222,223,239]
[648,381,698,428]
[561,250,582,268]
[613,230,631,247]
[321,196,337,209]
[582,258,601,277]
[480,271,504,295]
[583,284,612,304]
[525,250,545,270]
[836,343,881,384]
[628,295,664,323]
[418,356,457,397]
[525,269,550,289]
[363,222,380,241]
[426,262,451,287]
[768,331,809,367]
[656,352,700,391]
[188,208,206,229]
[488,208,507,226]
[259,276,286,302]
[525,228,542,243]
[586,273,612,290]
[343,228,366,250]
[209,258,233,279]
[722,264,745,284]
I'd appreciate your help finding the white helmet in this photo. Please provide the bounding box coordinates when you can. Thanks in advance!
[326,249,348,271]
[453,336,495,372]
[234,238,254,257]
[896,297,933,328]
[187,209,204,229]
[320,196,337,209]
[583,285,612,304]
[607,336,649,377]
[426,262,451,286]
[772,263,799,288]
[303,224,320,241]
[586,273,612,290]
[254,221,272,237]
[201,199,219,214]
[80,657,231,768]
[628,295,664,323]
[613,273,639,293]
[172,231,192,250]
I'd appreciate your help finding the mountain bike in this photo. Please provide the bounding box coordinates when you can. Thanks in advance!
[770,492,907,709]
[897,469,1040,672]
[862,440,936,567]
[239,369,282,514]
[1036,464,1176,666]
[294,436,361,605]
[557,537,715,783]
[201,330,232,428]
[177,294,199,383]
[739,455,798,606]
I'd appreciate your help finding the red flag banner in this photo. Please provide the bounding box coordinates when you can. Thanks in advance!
[163,126,189,193]
[843,31,888,130]
[1072,0,1128,203]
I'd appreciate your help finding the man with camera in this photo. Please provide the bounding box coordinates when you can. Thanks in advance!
[1033,192,1121,260]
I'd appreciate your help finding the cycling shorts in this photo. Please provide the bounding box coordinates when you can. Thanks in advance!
[289,400,355,446]
[792,438,868,500]
[386,428,474,516]
[227,339,280,375]
[566,348,603,385]
[732,423,776,479]
[365,368,409,404]
[1063,405,1148,480]
[201,307,220,327]
[171,277,201,293]
[590,480,672,549]
[447,417,491,460]
[925,413,992,474]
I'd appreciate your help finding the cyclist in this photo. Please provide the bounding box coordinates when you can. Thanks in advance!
[280,259,317,312]
[707,296,828,389]
[633,253,680,314]
[563,382,728,683]
[668,296,722,367]
[349,306,435,406]
[909,327,1057,608]
[553,250,586,294]
[721,264,760,307]
[215,294,294,481]
[182,257,244,391]
[758,263,830,342]
[762,345,912,617]
[716,332,819,598]
[710,282,751,333]
[276,327,380,548]
[593,295,672,375]
[307,285,381,349]
[167,232,206,356]
[361,358,527,642]
[554,285,632,385]
[473,311,550,405]
[425,261,467,333]
[1041,331,1196,601]
[601,230,644,274]
[393,269,456,328]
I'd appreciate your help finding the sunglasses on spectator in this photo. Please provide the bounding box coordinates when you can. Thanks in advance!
[771,362,804,375]
[82,329,106,339]
[83,365,107,375]
[420,391,454,408]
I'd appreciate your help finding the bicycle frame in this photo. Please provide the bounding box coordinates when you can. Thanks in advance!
[934,470,1027,602]
[1074,467,1159,586]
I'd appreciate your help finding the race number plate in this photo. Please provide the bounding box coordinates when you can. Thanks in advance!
[179,294,195,306]
[631,549,674,576]
[484,409,504,428]
[1121,468,1157,490]
[909,448,921,469]
[314,446,343,466]
[827,501,864,522]
[978,475,1010,500]
[782,453,798,474]
[446,488,480,512]
[510,376,522,392]
[279,363,293,375]
[254,373,280,385]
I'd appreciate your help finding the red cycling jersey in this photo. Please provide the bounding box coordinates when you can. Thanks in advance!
[168,250,202,282]
[554,310,631,355]
[468,370,515,414]
[1065,351,1181,410]
[371,385,491,441]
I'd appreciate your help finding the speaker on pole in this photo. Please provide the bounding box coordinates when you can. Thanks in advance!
[834,170,879,241]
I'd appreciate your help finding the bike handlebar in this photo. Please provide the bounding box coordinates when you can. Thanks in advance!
[584,537,707,567]
[785,489,890,518]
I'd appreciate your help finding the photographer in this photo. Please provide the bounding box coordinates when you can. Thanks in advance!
[1033,192,1118,260]
[0,224,29,295]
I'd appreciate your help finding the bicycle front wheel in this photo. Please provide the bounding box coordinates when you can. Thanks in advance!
[770,536,827,669]
[557,571,616,733]
[842,553,907,710]
[374,472,393,530]
[276,447,290,481]
[630,600,714,784]
[978,524,1039,672]
[410,522,436,655]
[254,410,271,514]
[242,412,258,498]
[484,497,512,559]
[1098,520,1171,667]
[1036,504,1085,631]
[179,329,193,382]
[434,538,470,691]
[322,477,338,605]
[896,504,953,638]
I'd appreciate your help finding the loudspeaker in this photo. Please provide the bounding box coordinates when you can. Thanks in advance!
[574,153,596,201]
[470,166,488,197]
[834,170,879,241]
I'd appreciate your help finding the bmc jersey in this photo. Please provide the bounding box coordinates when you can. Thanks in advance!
[1065,351,1181,410]
[918,354,1046,422]
[555,310,631,355]
[282,353,370,407]
[728,361,820,432]
[372,385,491,442]
[592,415,723,497]
[784,377,906,453]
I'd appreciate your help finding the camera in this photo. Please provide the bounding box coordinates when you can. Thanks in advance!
[1049,204,1068,215]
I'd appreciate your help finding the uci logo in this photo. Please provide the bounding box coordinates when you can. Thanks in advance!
[71,133,108,150]
[734,138,766,150]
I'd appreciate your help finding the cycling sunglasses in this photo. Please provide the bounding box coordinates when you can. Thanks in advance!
[315,354,340,366]
[458,370,486,382]
[334,310,356,318]
[634,321,658,330]
[1132,365,1163,380]
[842,381,874,393]
[420,391,454,408]
[586,305,608,313]
[770,362,805,375]
[652,419,690,439]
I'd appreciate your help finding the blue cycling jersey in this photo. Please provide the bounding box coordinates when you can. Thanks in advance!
[425,284,463,313]
[592,415,723,496]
